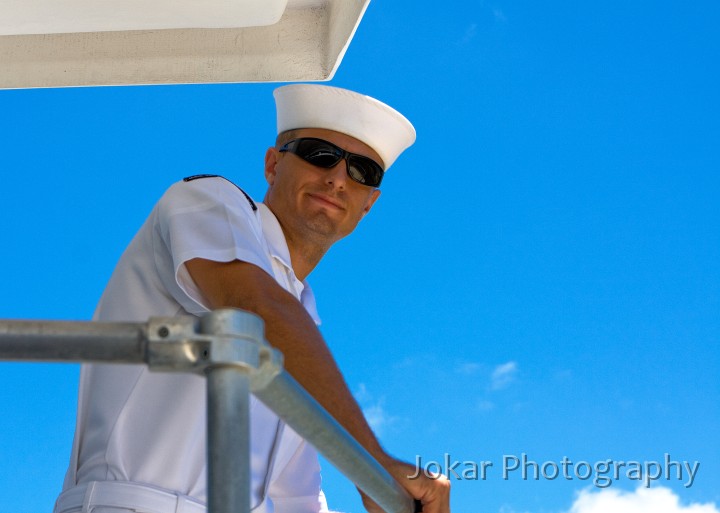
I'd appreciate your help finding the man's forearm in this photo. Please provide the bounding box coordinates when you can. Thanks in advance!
[252,290,389,462]
[186,258,387,463]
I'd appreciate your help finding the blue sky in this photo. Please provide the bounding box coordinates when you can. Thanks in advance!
[1,1,719,512]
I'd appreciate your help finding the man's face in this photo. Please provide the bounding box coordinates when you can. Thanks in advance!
[264,128,382,247]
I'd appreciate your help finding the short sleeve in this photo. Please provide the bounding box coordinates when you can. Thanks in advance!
[154,177,274,315]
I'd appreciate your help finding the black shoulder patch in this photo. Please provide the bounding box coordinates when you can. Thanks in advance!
[183,174,257,212]
[183,173,221,182]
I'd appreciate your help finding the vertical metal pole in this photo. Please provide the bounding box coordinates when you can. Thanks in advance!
[201,309,266,513]
[206,366,251,513]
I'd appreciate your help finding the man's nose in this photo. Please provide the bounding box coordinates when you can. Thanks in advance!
[325,158,348,187]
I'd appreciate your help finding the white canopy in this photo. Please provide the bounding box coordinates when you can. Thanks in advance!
[0,0,369,88]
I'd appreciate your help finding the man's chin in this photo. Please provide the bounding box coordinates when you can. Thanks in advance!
[300,212,341,239]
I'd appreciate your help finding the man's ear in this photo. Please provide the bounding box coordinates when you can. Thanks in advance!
[362,189,381,217]
[264,147,279,186]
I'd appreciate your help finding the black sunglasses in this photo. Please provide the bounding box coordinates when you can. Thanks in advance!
[279,137,385,187]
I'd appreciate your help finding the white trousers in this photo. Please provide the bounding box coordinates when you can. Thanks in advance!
[54,481,206,513]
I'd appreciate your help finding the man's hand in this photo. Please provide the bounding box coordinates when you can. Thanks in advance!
[360,459,451,513]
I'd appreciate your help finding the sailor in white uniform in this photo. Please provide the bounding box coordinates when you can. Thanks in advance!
[55,84,451,513]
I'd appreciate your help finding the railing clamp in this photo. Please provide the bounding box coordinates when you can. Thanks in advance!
[146,311,283,390]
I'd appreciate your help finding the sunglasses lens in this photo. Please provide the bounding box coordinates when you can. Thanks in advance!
[348,157,383,187]
[295,140,342,168]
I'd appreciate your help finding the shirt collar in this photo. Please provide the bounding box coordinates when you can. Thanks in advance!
[257,202,321,324]
[257,202,293,270]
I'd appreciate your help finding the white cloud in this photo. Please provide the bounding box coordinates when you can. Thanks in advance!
[491,361,518,390]
[363,403,394,436]
[354,383,399,437]
[566,487,719,513]
[354,382,371,402]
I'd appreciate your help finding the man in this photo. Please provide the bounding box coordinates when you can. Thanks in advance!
[55,84,450,513]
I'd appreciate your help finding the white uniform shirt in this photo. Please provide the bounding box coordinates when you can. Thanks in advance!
[61,176,328,513]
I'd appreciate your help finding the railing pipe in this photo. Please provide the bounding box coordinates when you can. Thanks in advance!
[0,319,146,363]
[256,371,415,513]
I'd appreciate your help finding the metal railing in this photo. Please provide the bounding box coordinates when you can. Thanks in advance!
[0,309,416,513]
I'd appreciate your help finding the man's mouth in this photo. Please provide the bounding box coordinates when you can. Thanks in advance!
[307,193,345,210]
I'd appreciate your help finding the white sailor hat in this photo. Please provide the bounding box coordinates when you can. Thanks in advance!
[273,84,416,170]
